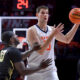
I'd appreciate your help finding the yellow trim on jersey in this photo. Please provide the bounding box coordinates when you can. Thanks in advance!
[0,50,7,62]
[8,60,14,80]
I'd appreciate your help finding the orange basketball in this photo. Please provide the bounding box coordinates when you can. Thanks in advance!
[69,8,80,24]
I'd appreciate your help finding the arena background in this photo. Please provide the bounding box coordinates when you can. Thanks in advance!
[0,0,80,80]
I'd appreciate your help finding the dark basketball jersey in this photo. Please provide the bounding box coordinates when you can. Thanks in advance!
[0,46,22,80]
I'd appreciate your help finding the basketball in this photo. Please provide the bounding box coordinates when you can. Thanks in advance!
[69,8,80,24]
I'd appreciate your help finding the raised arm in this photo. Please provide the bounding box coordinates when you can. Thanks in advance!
[65,24,79,43]
[55,24,80,44]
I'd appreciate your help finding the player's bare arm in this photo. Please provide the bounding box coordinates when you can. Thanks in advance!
[14,59,52,76]
[55,24,80,44]
[21,42,41,60]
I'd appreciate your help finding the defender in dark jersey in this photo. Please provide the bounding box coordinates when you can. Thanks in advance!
[0,31,52,80]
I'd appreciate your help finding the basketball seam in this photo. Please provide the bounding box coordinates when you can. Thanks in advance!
[70,15,80,19]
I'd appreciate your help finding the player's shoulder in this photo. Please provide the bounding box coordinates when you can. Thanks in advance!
[9,46,16,49]
[27,25,36,33]
[8,46,19,52]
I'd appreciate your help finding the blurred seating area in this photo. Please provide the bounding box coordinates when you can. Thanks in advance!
[55,41,80,59]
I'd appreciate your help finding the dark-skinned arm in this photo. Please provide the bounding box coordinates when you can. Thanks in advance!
[14,59,52,76]
[21,43,41,60]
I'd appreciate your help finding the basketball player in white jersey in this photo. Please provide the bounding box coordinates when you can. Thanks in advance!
[26,6,80,80]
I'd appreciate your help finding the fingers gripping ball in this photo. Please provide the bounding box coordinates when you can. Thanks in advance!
[69,8,80,24]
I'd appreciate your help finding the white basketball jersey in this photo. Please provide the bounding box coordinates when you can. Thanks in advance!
[27,25,57,72]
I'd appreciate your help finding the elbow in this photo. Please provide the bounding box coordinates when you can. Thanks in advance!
[65,40,71,44]
[66,41,70,44]
[19,72,25,76]
[65,36,72,44]
[19,70,29,76]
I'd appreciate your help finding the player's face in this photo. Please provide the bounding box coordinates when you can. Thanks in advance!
[11,35,20,46]
[37,9,49,23]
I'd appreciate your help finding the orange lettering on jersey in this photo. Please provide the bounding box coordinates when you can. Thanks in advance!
[41,36,51,51]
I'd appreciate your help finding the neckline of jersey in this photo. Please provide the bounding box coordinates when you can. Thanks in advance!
[36,24,48,33]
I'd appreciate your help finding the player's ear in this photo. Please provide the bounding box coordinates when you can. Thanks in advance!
[10,36,14,44]
[10,37,13,43]
[9,37,13,44]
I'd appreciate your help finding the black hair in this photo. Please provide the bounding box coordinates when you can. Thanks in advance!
[36,5,49,13]
[2,31,14,44]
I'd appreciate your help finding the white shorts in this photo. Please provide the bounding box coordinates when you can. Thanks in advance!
[24,70,59,80]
